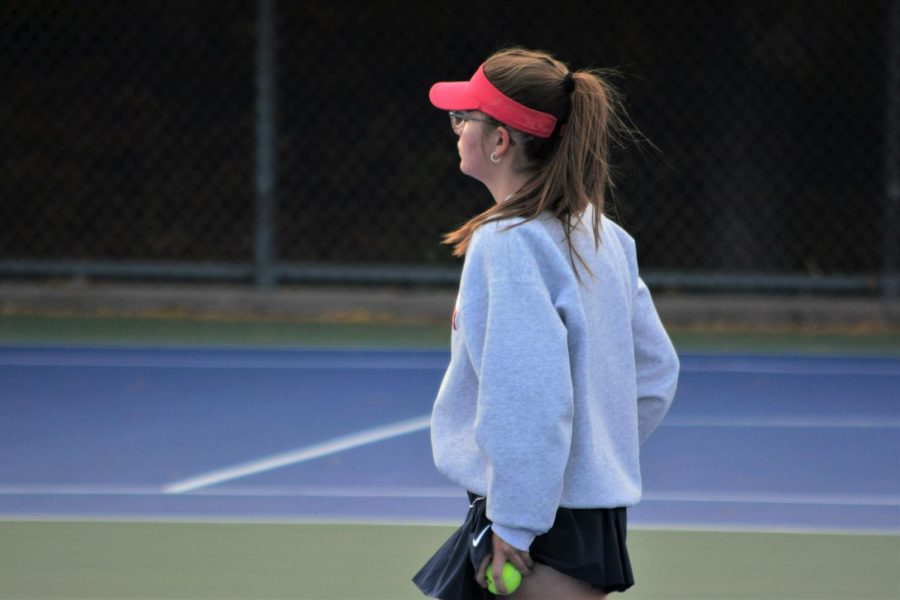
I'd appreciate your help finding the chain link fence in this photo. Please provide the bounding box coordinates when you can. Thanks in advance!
[1,0,897,295]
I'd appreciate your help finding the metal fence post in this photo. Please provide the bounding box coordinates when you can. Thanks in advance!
[885,0,900,299]
[254,0,277,288]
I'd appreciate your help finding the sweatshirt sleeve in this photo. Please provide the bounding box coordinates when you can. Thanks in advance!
[461,225,574,551]
[632,275,679,444]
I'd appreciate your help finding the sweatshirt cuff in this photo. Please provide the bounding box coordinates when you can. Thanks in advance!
[491,524,537,552]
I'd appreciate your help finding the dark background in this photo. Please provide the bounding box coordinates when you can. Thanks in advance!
[0,0,893,288]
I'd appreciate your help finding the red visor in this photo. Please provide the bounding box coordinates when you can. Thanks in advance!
[429,65,558,138]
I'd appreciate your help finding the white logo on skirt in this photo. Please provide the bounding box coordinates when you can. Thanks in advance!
[472,525,491,547]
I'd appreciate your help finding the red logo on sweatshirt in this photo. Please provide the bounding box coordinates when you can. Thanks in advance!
[452,306,458,330]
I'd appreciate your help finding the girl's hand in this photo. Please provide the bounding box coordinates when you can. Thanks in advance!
[475,531,535,594]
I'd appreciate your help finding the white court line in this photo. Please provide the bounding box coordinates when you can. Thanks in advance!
[663,417,900,429]
[1,513,892,535]
[0,513,463,528]
[188,485,461,498]
[2,484,897,508]
[162,415,431,494]
[642,491,900,507]
[679,360,900,376]
[625,522,900,536]
[0,484,460,499]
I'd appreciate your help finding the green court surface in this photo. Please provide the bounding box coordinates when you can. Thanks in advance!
[2,314,900,355]
[1,313,898,599]
[0,521,897,599]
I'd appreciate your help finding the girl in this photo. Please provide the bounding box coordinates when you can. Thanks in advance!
[413,48,679,599]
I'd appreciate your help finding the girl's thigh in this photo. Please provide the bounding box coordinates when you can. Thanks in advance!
[514,563,607,600]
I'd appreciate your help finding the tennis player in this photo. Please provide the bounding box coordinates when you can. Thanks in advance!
[412,48,680,599]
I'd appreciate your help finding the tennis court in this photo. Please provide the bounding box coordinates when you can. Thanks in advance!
[0,315,898,599]
[3,2,898,598]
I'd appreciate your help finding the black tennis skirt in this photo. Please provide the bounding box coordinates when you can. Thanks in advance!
[413,493,634,599]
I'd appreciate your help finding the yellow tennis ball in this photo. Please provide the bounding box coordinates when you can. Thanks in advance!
[485,562,522,595]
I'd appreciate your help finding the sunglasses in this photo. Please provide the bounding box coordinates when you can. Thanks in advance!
[448,111,496,134]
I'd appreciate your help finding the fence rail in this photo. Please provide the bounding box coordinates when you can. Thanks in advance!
[1,0,897,297]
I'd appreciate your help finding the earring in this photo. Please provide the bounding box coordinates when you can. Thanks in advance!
[490,152,501,164]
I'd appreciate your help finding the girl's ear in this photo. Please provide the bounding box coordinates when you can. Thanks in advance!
[494,126,512,157]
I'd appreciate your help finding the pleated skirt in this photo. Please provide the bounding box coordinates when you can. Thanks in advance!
[413,493,634,599]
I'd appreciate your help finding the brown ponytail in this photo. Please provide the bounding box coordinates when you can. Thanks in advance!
[443,48,633,276]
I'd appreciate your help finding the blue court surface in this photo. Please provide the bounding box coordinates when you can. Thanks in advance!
[1,345,898,534]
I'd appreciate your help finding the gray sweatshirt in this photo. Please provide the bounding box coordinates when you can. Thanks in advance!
[430,209,679,551]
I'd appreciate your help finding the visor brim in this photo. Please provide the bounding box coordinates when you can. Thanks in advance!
[428,81,479,111]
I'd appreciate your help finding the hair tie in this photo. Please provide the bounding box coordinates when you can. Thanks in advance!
[562,71,575,94]
[555,71,576,135]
